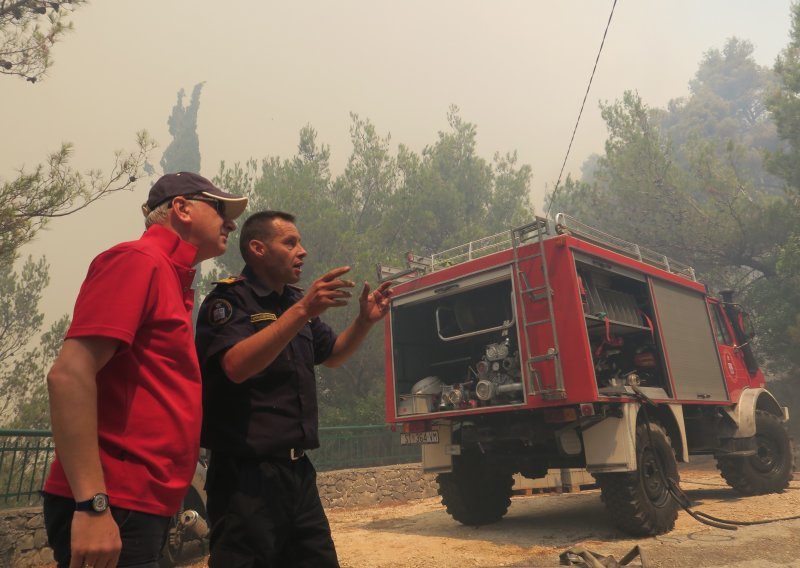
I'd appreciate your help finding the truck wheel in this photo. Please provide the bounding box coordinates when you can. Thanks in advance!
[595,422,679,536]
[716,410,794,496]
[436,462,514,526]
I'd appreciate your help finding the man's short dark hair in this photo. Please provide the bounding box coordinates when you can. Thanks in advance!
[239,211,297,260]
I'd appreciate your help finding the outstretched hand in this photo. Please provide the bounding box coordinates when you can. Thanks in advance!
[299,266,356,319]
[357,280,394,324]
[321,278,394,366]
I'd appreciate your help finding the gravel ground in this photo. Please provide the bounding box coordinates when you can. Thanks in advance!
[180,460,800,568]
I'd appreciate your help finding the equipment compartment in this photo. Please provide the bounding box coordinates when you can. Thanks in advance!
[575,260,670,394]
[390,271,525,414]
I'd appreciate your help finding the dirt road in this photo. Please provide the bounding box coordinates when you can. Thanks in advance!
[186,461,800,568]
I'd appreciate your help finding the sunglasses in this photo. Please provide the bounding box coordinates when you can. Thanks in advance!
[183,195,226,219]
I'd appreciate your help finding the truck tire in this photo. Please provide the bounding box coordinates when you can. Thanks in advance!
[436,462,513,526]
[716,410,794,496]
[595,422,679,536]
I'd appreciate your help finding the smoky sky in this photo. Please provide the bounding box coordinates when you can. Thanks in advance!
[1,0,792,324]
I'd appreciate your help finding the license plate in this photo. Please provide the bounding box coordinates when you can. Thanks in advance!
[400,431,440,445]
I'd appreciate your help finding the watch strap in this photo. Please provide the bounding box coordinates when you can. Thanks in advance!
[75,492,109,513]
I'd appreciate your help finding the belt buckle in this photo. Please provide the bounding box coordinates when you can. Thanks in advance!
[290,448,304,461]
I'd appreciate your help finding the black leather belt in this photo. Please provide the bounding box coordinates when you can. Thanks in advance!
[212,450,306,463]
[269,448,305,461]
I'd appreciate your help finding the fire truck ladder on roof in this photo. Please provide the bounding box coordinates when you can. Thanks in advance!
[511,217,565,400]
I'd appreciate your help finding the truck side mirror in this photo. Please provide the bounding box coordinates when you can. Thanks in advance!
[720,290,756,341]
[739,311,756,340]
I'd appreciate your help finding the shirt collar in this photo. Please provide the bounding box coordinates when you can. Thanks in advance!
[240,264,299,302]
[141,224,198,269]
[241,264,275,297]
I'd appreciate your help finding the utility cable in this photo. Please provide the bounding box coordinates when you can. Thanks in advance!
[546,0,618,219]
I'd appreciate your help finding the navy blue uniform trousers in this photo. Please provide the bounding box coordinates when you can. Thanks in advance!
[206,452,339,568]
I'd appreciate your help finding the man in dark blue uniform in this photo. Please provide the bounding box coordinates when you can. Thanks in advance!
[195,210,392,567]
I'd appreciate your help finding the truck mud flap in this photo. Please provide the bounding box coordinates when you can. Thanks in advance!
[583,404,638,472]
[422,421,455,473]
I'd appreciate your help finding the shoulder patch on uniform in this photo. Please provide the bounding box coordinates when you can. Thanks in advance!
[208,298,234,326]
[214,275,245,285]
[250,312,277,323]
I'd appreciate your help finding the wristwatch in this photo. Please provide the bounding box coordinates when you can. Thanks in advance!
[75,492,110,513]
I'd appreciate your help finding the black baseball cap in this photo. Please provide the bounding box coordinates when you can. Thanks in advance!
[141,172,248,220]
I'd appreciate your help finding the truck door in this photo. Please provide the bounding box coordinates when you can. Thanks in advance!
[708,300,750,400]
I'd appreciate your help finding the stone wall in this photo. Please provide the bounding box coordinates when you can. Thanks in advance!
[318,462,440,509]
[0,463,438,568]
[0,507,53,567]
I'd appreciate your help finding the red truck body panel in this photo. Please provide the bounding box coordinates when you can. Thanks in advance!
[385,227,764,424]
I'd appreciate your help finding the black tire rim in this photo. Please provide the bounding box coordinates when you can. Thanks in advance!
[752,434,781,475]
[641,446,670,507]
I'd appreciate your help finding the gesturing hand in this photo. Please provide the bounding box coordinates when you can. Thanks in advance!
[357,280,394,324]
[298,266,356,319]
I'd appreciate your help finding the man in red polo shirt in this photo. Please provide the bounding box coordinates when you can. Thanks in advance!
[42,172,247,568]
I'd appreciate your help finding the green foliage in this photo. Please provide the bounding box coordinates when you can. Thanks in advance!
[208,107,534,424]
[160,82,205,175]
[550,34,800,380]
[0,256,46,381]
[546,174,598,222]
[0,256,69,428]
[752,1,800,416]
[767,2,800,191]
[333,113,398,235]
[8,316,70,429]
[1,137,155,411]
[317,374,386,426]
[0,2,156,429]
[755,2,800,375]
[200,124,338,294]
[663,38,781,194]
[0,1,86,83]
[688,38,774,127]
[1,133,156,262]
[553,89,783,281]
[380,105,532,257]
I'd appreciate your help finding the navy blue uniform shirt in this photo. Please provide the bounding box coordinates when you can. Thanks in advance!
[196,265,337,457]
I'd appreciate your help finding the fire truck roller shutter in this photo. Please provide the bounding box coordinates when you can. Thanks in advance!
[650,279,729,402]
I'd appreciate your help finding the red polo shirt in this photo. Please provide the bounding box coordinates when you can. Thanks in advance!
[44,224,202,516]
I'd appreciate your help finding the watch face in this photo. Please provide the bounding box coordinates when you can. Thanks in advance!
[92,493,109,512]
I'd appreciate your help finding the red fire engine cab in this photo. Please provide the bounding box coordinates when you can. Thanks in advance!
[380,213,793,536]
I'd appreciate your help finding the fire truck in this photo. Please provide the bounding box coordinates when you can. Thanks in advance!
[379,213,794,536]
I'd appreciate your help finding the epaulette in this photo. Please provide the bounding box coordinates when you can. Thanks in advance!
[214,275,245,285]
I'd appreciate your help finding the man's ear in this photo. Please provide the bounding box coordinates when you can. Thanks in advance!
[170,196,192,223]
[248,238,265,258]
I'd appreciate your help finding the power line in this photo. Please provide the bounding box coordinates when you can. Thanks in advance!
[546,0,619,218]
